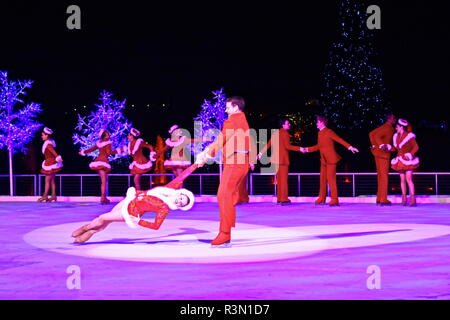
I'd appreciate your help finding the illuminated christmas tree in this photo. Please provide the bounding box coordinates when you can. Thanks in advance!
[192,88,227,164]
[73,90,132,162]
[321,0,390,129]
[0,71,42,196]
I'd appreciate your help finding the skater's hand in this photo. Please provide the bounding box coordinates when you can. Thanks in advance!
[249,163,255,171]
[195,152,208,167]
[348,146,359,154]
[256,152,263,160]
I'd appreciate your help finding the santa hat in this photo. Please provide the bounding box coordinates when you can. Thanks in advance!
[398,119,409,126]
[130,128,140,137]
[168,125,179,134]
[43,127,53,135]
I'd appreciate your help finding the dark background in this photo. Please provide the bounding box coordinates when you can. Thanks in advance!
[0,0,449,174]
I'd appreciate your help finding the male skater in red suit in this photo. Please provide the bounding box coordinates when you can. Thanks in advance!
[196,96,256,247]
[301,115,359,206]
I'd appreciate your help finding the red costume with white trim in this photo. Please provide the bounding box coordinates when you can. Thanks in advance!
[40,140,63,174]
[391,132,420,171]
[164,135,195,169]
[125,138,156,175]
[120,164,197,230]
[81,140,121,173]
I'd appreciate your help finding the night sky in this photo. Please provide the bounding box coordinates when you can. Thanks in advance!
[0,0,449,174]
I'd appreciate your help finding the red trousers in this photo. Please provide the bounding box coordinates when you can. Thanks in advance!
[237,174,249,203]
[374,157,390,201]
[276,164,289,202]
[217,164,249,233]
[318,162,338,201]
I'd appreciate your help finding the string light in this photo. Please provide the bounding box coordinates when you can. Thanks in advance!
[321,0,390,129]
[192,88,227,162]
[72,90,132,162]
[0,71,42,154]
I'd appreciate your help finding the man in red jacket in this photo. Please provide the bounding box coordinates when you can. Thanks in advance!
[369,114,396,205]
[257,118,301,204]
[196,96,256,247]
[301,115,359,206]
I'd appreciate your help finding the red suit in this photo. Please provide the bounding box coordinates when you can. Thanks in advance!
[40,140,63,174]
[306,127,351,204]
[204,112,256,233]
[259,128,300,202]
[369,122,395,203]
[127,138,156,175]
[391,132,420,171]
[81,140,121,173]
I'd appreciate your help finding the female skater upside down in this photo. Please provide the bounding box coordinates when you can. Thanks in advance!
[71,164,197,243]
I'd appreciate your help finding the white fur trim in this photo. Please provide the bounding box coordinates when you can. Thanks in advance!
[130,128,140,137]
[55,155,63,162]
[165,136,186,147]
[393,132,416,150]
[41,160,63,171]
[129,160,152,170]
[120,187,139,229]
[398,119,408,126]
[404,153,412,160]
[168,125,179,134]
[43,127,53,135]
[89,161,111,169]
[99,129,105,138]
[131,139,143,155]
[150,152,156,162]
[391,156,420,166]
[96,140,112,149]
[164,160,191,166]
[42,140,56,154]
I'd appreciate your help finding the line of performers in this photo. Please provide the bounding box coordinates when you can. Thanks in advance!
[37,125,206,203]
[69,96,419,247]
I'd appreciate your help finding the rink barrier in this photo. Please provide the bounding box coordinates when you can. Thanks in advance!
[0,172,449,198]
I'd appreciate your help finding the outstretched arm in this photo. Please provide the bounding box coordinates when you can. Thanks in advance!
[79,145,98,156]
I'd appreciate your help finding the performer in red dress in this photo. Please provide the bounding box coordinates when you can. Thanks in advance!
[79,129,121,204]
[71,164,197,243]
[390,118,420,206]
[164,124,209,188]
[38,127,63,202]
[123,128,156,191]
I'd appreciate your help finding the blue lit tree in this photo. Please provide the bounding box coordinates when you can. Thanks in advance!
[321,0,390,129]
[192,88,227,164]
[0,71,42,196]
[73,90,132,162]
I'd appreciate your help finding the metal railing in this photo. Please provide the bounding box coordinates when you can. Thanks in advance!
[1,172,450,197]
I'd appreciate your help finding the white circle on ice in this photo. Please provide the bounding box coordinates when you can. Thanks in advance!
[23,220,450,264]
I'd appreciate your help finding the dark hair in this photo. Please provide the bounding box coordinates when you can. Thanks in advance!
[316,115,328,126]
[179,194,191,207]
[226,96,245,111]
[385,113,396,121]
[127,131,137,139]
[101,130,110,140]
[278,118,290,128]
